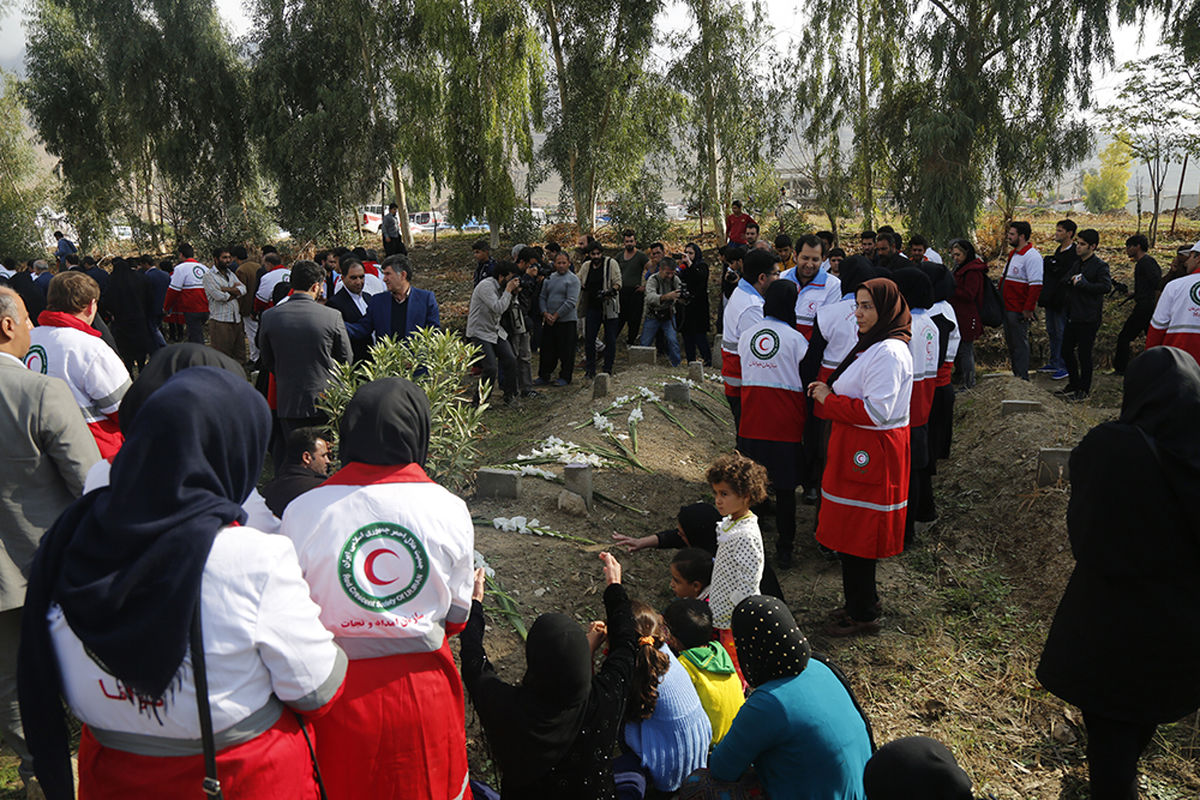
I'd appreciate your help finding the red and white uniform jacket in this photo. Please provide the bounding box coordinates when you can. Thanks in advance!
[50,528,347,756]
[815,339,913,560]
[782,266,841,338]
[25,314,130,459]
[254,264,292,313]
[1001,244,1042,312]
[361,260,381,278]
[280,463,474,659]
[1147,269,1200,365]
[908,310,940,427]
[814,296,859,383]
[163,259,210,314]
[930,300,960,386]
[721,279,765,398]
[737,317,809,442]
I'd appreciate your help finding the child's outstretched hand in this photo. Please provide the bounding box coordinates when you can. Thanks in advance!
[586,621,608,654]
[472,567,487,603]
[600,551,622,585]
[611,533,656,553]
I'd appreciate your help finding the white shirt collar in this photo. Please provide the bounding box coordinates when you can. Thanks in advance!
[0,351,25,366]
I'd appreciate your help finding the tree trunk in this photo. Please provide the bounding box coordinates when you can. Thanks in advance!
[544,0,581,226]
[391,160,413,248]
[1170,153,1188,236]
[854,0,873,227]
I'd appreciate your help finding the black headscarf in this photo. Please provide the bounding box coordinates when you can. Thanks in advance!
[829,277,912,384]
[891,267,934,311]
[340,377,431,466]
[763,278,798,327]
[731,595,812,688]
[677,502,722,555]
[483,612,593,786]
[863,736,974,800]
[19,368,270,798]
[118,343,244,434]
[917,260,955,304]
[836,255,877,298]
[1119,347,1200,509]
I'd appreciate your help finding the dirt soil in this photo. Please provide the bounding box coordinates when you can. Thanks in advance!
[458,360,1199,798]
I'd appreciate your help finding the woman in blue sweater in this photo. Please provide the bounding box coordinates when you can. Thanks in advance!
[684,595,873,799]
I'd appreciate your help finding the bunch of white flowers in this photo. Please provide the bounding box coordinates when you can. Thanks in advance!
[473,550,496,578]
[593,412,614,433]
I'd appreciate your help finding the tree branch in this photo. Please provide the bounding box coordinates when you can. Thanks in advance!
[927,0,967,32]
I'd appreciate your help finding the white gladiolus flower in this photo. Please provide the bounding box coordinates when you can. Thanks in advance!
[627,406,644,423]
[593,412,614,433]
[637,386,660,401]
[473,550,496,577]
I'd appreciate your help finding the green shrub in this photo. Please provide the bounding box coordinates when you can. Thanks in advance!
[506,207,544,246]
[608,170,669,244]
[764,207,814,243]
[317,328,490,493]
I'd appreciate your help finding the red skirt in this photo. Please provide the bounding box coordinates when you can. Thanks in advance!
[816,423,910,559]
[313,643,469,800]
[78,711,319,800]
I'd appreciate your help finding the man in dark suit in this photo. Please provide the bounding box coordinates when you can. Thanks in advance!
[326,260,375,361]
[348,254,439,344]
[0,287,100,797]
[261,426,330,518]
[258,260,351,446]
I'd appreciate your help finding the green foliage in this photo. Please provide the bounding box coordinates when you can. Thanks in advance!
[669,0,785,239]
[607,169,668,244]
[505,207,544,245]
[317,328,489,493]
[0,72,45,259]
[23,0,263,250]
[764,207,814,243]
[539,0,665,231]
[1083,139,1131,213]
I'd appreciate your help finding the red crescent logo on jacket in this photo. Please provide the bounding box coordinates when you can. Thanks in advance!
[337,523,430,611]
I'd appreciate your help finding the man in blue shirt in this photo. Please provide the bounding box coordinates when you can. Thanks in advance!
[53,231,76,270]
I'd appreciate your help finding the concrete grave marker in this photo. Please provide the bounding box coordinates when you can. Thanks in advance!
[592,373,610,399]
[476,468,521,499]
[1037,448,1072,486]
[1001,399,1043,416]
[563,462,593,510]
[629,346,657,365]
[663,382,691,405]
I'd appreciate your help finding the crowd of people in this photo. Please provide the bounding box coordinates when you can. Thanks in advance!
[1,211,1199,800]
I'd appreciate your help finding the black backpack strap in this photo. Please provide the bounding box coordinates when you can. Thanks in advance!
[190,604,224,799]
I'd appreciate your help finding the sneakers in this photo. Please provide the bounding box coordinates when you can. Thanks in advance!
[1053,385,1077,396]
[1067,390,1089,403]
[1050,369,1069,380]
[522,390,540,398]
[775,549,793,570]
[1037,364,1057,373]
[553,378,570,387]
[803,487,819,505]
[533,377,550,386]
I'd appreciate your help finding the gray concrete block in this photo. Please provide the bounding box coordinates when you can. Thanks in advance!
[476,468,521,499]
[1001,399,1043,416]
[1037,448,1072,486]
[663,382,691,405]
[711,342,722,369]
[557,488,589,517]
[688,361,705,382]
[563,462,593,510]
[629,346,657,365]
[592,372,610,399]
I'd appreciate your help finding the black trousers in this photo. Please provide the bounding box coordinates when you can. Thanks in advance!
[726,394,742,434]
[1063,320,1101,393]
[184,311,208,344]
[840,553,879,622]
[799,394,822,489]
[618,287,643,345]
[1082,711,1157,800]
[538,320,577,383]
[584,309,618,375]
[383,236,405,256]
[682,330,712,365]
[1113,304,1154,373]
[474,337,517,399]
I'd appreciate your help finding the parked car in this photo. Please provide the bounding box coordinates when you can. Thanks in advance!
[360,205,384,234]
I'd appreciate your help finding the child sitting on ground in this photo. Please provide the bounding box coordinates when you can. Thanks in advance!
[705,452,769,680]
[663,598,745,746]
[621,601,712,796]
[670,548,714,600]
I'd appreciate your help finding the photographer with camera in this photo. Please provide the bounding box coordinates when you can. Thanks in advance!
[679,243,712,365]
[577,241,623,378]
[641,256,684,366]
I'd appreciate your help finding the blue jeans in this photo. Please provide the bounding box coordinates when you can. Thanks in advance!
[1044,307,1067,370]
[641,314,681,366]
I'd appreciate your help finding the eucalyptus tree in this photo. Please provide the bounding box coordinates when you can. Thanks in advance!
[668,0,785,239]
[538,0,663,232]
[872,0,1134,245]
[250,0,397,243]
[791,0,901,228]
[0,71,45,257]
[24,0,260,248]
[435,0,545,248]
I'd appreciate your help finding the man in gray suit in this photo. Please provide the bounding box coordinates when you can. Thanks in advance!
[0,287,100,798]
[259,259,351,442]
